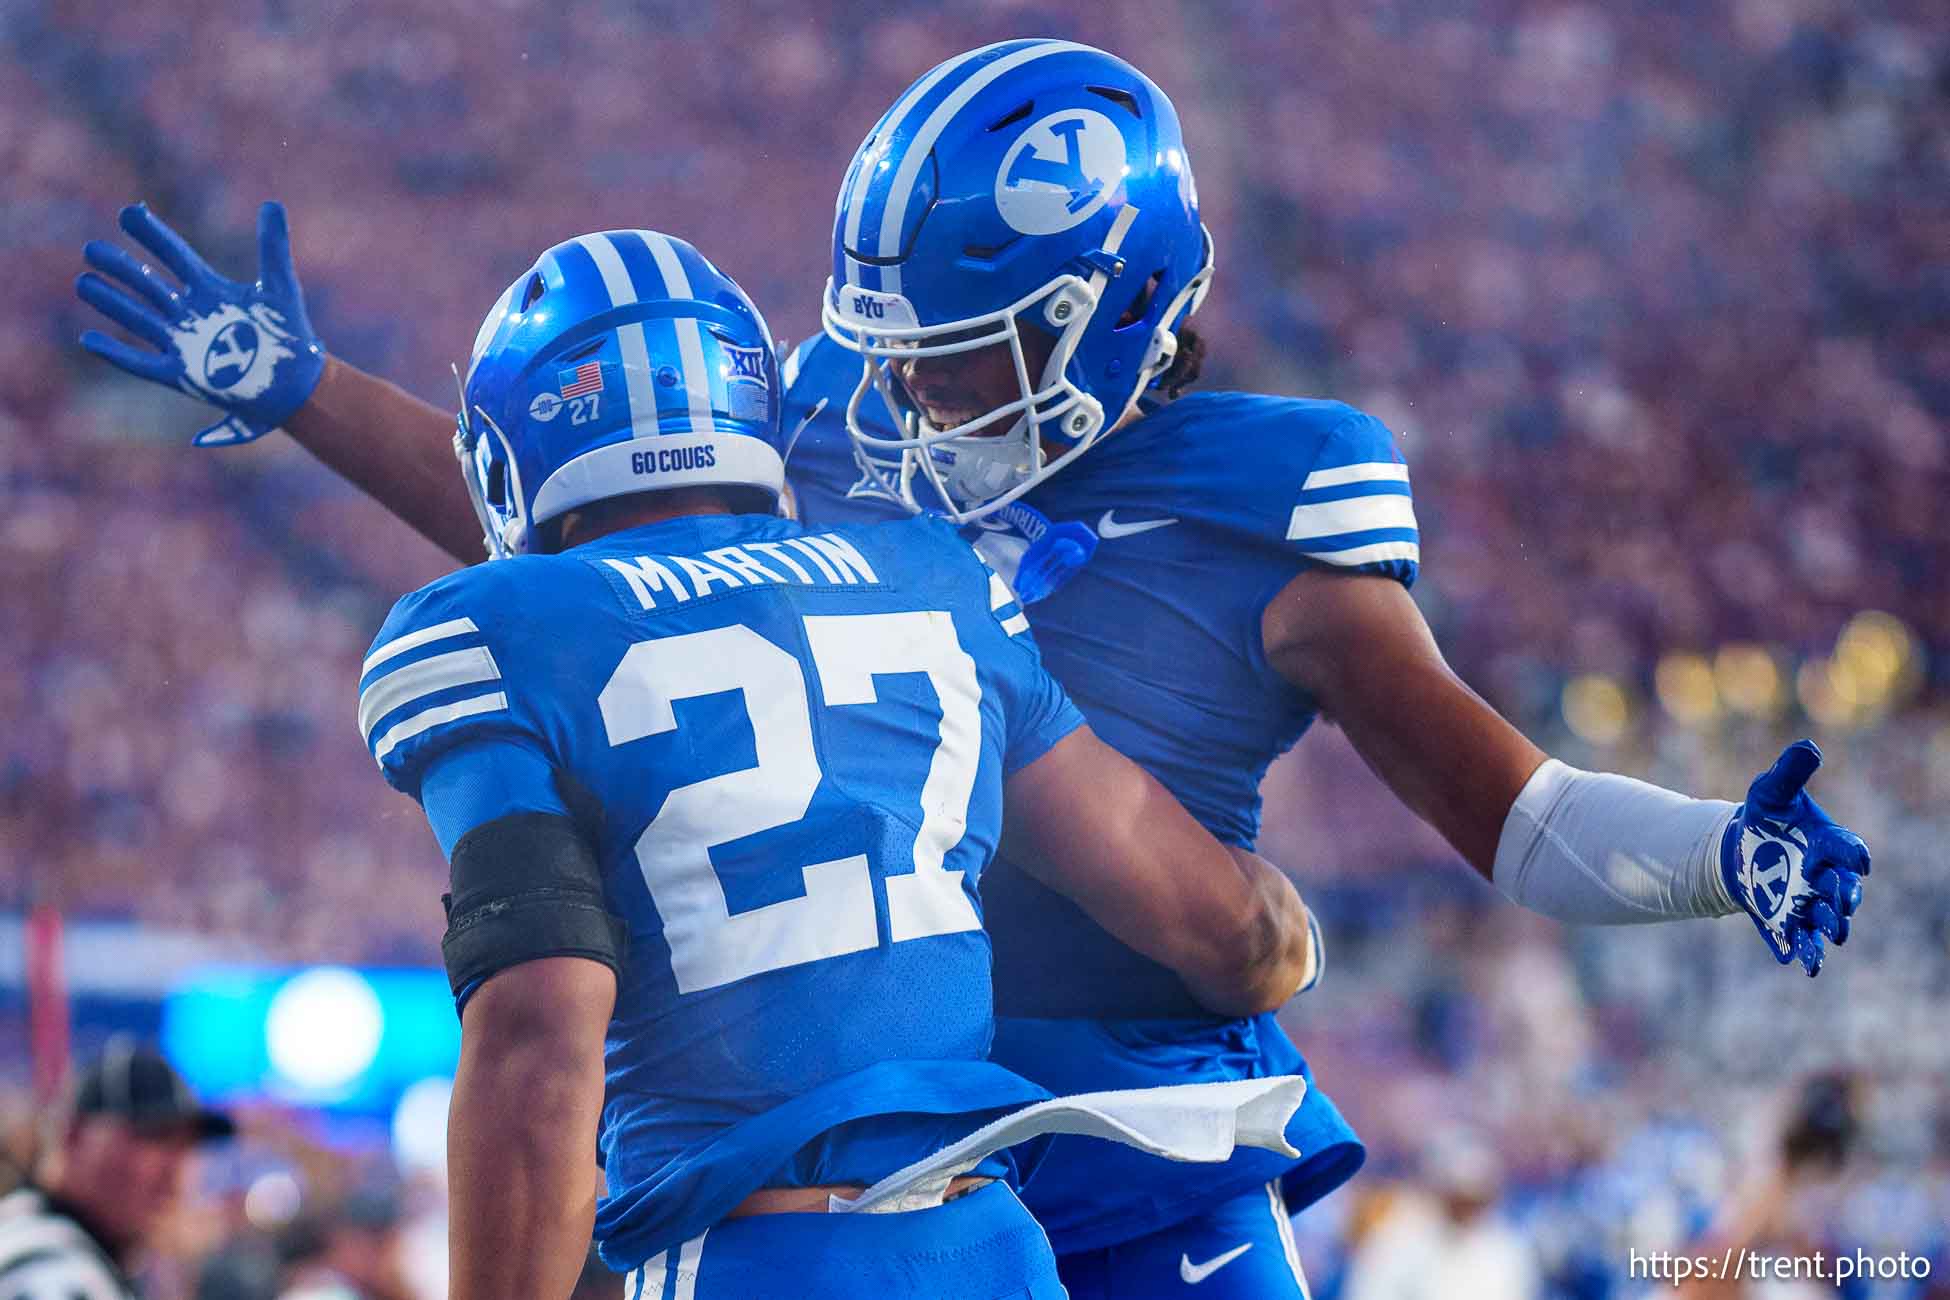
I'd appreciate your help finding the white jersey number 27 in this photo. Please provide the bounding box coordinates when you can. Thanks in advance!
[597,612,983,994]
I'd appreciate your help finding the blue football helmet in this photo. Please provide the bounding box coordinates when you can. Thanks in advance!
[822,39,1213,523]
[457,230,783,558]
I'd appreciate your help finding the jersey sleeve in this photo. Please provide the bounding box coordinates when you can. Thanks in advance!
[1268,404,1420,587]
[358,571,550,803]
[957,536,1084,774]
[417,738,573,858]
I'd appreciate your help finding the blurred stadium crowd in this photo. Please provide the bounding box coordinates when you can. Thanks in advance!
[2,0,1945,1296]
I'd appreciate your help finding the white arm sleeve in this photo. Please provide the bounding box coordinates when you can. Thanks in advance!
[1492,759,1740,924]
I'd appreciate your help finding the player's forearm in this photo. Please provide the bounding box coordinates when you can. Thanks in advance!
[1179,849,1316,1016]
[449,1034,602,1300]
[449,963,611,1300]
[1006,733,1315,1017]
[286,355,484,562]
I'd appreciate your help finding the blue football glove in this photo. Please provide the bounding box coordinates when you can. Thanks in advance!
[76,201,325,446]
[1720,740,1870,977]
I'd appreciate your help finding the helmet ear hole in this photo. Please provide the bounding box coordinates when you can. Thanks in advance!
[1115,271,1165,330]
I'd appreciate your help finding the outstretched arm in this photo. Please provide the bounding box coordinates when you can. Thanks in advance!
[77,200,484,562]
[1264,568,1870,975]
[286,356,482,561]
[1001,725,1318,1017]
[1263,567,1546,876]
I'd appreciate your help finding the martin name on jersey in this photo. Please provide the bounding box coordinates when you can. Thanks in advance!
[359,510,1075,1271]
[783,334,1411,1251]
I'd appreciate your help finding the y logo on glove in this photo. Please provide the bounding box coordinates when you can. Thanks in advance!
[170,303,298,402]
[204,320,259,388]
[1720,739,1870,977]
[1741,822,1805,926]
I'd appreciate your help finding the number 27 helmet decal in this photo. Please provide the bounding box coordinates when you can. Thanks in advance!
[823,39,1213,523]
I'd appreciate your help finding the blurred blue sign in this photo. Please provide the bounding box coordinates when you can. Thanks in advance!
[163,965,458,1113]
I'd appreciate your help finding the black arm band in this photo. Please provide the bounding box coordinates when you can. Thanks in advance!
[441,811,627,998]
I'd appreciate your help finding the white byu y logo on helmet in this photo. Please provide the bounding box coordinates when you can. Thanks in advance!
[170,302,297,402]
[995,109,1127,236]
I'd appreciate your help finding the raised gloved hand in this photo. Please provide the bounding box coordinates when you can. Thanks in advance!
[77,201,324,446]
[1720,740,1870,977]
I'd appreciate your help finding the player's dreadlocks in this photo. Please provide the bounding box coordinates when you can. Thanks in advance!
[1159,325,1206,399]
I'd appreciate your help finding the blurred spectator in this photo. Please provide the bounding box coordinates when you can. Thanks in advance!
[274,1186,411,1300]
[1340,1131,1541,1300]
[0,1039,233,1299]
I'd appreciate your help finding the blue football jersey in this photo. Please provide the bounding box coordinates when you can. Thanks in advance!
[360,510,1080,1270]
[782,335,1409,1249]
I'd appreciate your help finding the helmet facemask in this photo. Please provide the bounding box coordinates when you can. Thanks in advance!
[826,266,1114,523]
[826,210,1214,525]
[454,402,530,559]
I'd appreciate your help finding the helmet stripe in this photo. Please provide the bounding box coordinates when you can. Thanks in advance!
[839,40,1022,290]
[635,231,715,437]
[571,233,660,437]
[873,40,1098,294]
[467,276,520,383]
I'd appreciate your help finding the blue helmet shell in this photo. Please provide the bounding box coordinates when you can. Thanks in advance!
[822,40,1213,521]
[458,230,783,557]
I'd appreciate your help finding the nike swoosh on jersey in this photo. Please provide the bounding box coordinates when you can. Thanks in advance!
[1097,509,1179,538]
[1180,1242,1253,1285]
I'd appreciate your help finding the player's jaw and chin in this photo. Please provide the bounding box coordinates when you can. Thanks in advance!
[888,321,1055,438]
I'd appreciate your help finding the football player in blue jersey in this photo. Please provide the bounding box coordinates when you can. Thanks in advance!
[348,227,1319,1299]
[75,38,1871,1300]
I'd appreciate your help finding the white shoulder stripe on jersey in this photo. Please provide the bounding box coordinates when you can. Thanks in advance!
[1301,460,1410,492]
[363,616,479,676]
[573,234,660,436]
[874,39,1096,294]
[1286,494,1419,541]
[1001,612,1030,636]
[988,571,1016,611]
[359,645,501,739]
[370,691,509,765]
[781,338,808,390]
[1296,538,1421,567]
[638,231,715,436]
